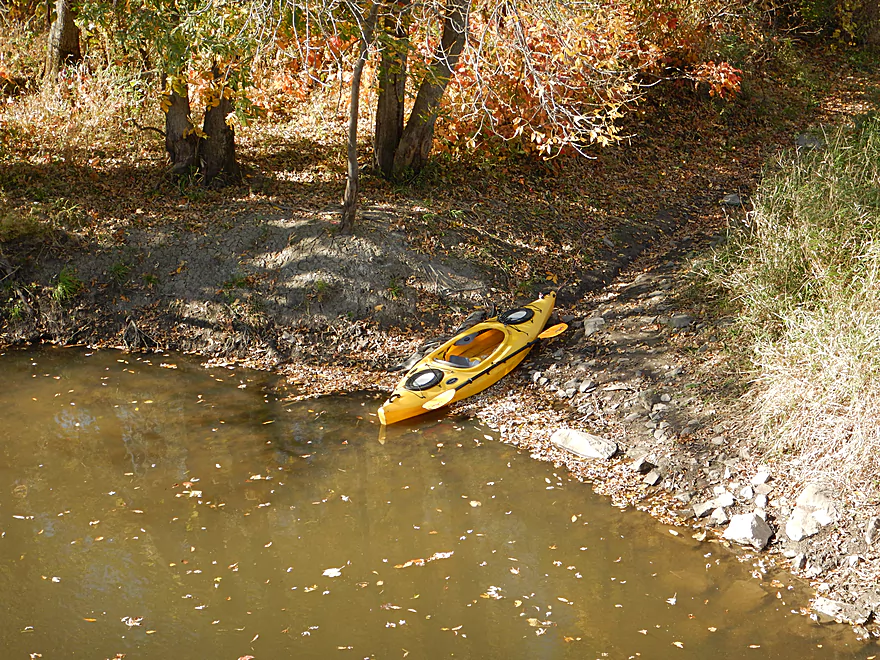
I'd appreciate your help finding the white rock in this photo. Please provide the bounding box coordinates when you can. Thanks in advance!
[711,507,730,525]
[785,483,838,541]
[549,429,617,460]
[755,493,768,508]
[722,513,774,550]
[693,501,715,518]
[751,470,771,486]
[643,469,662,486]
[714,491,735,508]
[740,485,754,500]
[812,597,844,620]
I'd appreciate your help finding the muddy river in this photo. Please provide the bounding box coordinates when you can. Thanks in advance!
[0,348,874,658]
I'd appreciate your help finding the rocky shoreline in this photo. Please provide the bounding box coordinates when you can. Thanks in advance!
[2,204,878,644]
[456,227,880,642]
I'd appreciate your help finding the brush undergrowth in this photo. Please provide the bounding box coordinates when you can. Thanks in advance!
[711,116,880,490]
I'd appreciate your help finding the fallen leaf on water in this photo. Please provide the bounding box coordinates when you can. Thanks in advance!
[83,618,96,622]
[238,656,255,660]
[708,627,717,632]
[638,630,647,634]
[323,567,343,577]
[673,641,684,648]
[666,593,677,606]
[749,645,761,649]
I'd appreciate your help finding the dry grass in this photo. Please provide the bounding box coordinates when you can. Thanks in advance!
[0,61,157,165]
[714,117,880,491]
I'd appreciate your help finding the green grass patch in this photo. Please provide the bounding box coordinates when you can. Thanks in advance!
[52,265,83,303]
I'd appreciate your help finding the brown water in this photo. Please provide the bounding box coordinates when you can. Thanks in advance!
[0,348,874,659]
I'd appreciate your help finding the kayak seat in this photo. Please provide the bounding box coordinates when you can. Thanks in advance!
[434,354,480,369]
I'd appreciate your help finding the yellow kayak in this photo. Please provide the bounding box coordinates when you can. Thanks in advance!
[378,292,562,425]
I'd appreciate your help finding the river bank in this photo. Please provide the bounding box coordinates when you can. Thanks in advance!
[3,191,879,642]
[3,45,880,643]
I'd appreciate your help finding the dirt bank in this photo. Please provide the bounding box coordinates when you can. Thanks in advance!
[3,45,880,644]
[3,189,879,643]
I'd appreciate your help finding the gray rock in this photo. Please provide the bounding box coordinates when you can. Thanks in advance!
[754,483,773,495]
[796,134,824,150]
[549,429,617,460]
[637,390,660,411]
[785,483,838,541]
[693,501,715,518]
[630,454,655,474]
[722,513,774,550]
[740,485,754,500]
[721,193,742,206]
[583,317,606,337]
[643,469,662,486]
[666,314,694,329]
[578,380,596,393]
[866,516,880,545]
[792,553,806,570]
[711,507,730,525]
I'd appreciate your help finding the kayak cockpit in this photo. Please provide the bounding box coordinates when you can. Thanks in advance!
[439,327,506,368]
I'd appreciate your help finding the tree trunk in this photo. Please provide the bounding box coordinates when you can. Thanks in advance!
[201,69,241,187]
[373,2,410,178]
[163,76,200,175]
[391,0,468,178]
[862,0,880,47]
[340,2,379,233]
[44,0,81,82]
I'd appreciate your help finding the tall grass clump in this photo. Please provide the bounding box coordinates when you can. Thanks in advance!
[715,117,880,489]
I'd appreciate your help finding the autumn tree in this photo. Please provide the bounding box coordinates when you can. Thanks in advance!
[44,0,81,83]
[81,0,261,184]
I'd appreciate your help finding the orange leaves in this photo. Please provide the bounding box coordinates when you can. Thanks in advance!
[692,61,742,99]
[436,0,744,158]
